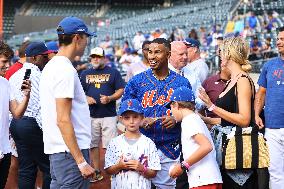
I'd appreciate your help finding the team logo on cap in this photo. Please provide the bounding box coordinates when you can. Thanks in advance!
[127,100,133,108]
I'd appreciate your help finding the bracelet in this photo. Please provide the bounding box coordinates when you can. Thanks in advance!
[181,161,190,171]
[77,160,88,169]
[208,104,216,112]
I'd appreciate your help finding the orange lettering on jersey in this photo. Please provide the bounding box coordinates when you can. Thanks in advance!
[142,90,156,108]
[166,109,171,116]
[155,95,165,106]
[165,88,174,102]
[142,88,174,108]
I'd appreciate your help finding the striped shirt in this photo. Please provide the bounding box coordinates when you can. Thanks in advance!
[9,63,42,128]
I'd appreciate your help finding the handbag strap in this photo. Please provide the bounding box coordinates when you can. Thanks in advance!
[234,75,260,169]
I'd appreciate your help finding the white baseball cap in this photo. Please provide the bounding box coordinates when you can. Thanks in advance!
[90,47,104,57]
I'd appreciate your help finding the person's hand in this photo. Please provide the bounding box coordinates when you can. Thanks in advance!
[100,94,111,104]
[169,163,183,178]
[162,116,176,129]
[125,160,144,172]
[78,162,95,179]
[86,96,96,105]
[255,115,264,129]
[198,88,213,108]
[142,117,158,129]
[21,79,31,97]
[117,155,129,171]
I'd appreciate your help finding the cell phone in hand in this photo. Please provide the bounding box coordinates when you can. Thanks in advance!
[21,69,31,90]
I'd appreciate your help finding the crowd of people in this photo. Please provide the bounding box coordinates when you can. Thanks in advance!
[0,15,284,189]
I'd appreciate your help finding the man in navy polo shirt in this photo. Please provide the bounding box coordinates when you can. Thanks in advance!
[255,26,284,189]
[80,47,125,183]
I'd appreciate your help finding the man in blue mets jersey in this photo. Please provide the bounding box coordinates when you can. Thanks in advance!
[122,38,192,189]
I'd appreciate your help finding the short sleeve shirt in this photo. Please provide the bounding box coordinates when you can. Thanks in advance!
[105,134,161,189]
[40,56,91,154]
[181,114,222,188]
[258,57,284,129]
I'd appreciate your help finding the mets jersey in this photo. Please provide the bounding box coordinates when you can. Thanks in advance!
[122,69,192,159]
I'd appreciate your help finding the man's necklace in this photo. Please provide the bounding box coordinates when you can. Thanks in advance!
[152,70,170,81]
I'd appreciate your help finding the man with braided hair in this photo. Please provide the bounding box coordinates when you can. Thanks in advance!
[122,38,191,189]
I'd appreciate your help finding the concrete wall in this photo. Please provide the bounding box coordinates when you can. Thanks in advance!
[14,15,96,34]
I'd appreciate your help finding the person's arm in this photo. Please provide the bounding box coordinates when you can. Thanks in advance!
[9,80,31,119]
[199,77,252,127]
[100,88,124,104]
[56,98,94,178]
[169,133,212,178]
[254,86,266,129]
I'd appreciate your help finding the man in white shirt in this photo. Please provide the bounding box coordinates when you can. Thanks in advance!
[39,16,96,188]
[40,17,94,189]
[169,41,204,109]
[0,41,31,188]
[183,38,209,83]
[9,41,51,189]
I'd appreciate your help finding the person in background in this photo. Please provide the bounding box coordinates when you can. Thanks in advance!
[73,55,88,76]
[80,47,125,183]
[183,38,209,83]
[46,41,59,59]
[0,41,31,189]
[125,41,151,82]
[254,26,284,189]
[5,41,30,80]
[9,42,51,189]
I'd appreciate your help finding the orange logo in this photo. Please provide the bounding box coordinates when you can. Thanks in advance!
[127,100,133,108]
[141,88,173,108]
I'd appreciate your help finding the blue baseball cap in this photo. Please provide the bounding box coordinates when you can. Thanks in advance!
[46,41,59,53]
[57,16,96,37]
[25,42,49,57]
[118,99,143,116]
[184,38,200,48]
[165,86,195,108]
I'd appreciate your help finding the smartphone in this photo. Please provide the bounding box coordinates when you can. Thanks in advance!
[21,69,31,90]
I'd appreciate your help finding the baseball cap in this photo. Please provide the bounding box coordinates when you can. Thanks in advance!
[184,38,201,48]
[90,47,104,57]
[25,42,49,57]
[46,41,59,53]
[118,99,143,116]
[57,16,96,37]
[125,48,131,54]
[165,86,195,108]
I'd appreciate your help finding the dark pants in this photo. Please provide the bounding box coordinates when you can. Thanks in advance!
[0,153,11,188]
[10,117,51,189]
[222,168,269,189]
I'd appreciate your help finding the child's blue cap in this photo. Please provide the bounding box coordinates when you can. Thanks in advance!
[57,16,96,37]
[118,99,143,115]
[165,86,195,108]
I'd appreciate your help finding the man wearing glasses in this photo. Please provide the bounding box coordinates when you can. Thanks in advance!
[9,41,52,189]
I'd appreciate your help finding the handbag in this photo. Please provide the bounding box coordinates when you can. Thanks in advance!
[222,124,270,169]
[222,75,270,170]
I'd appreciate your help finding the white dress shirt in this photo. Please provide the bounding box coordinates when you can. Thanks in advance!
[184,58,209,83]
[169,63,205,110]
[9,63,42,128]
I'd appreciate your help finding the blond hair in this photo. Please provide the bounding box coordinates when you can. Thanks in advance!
[221,37,252,72]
